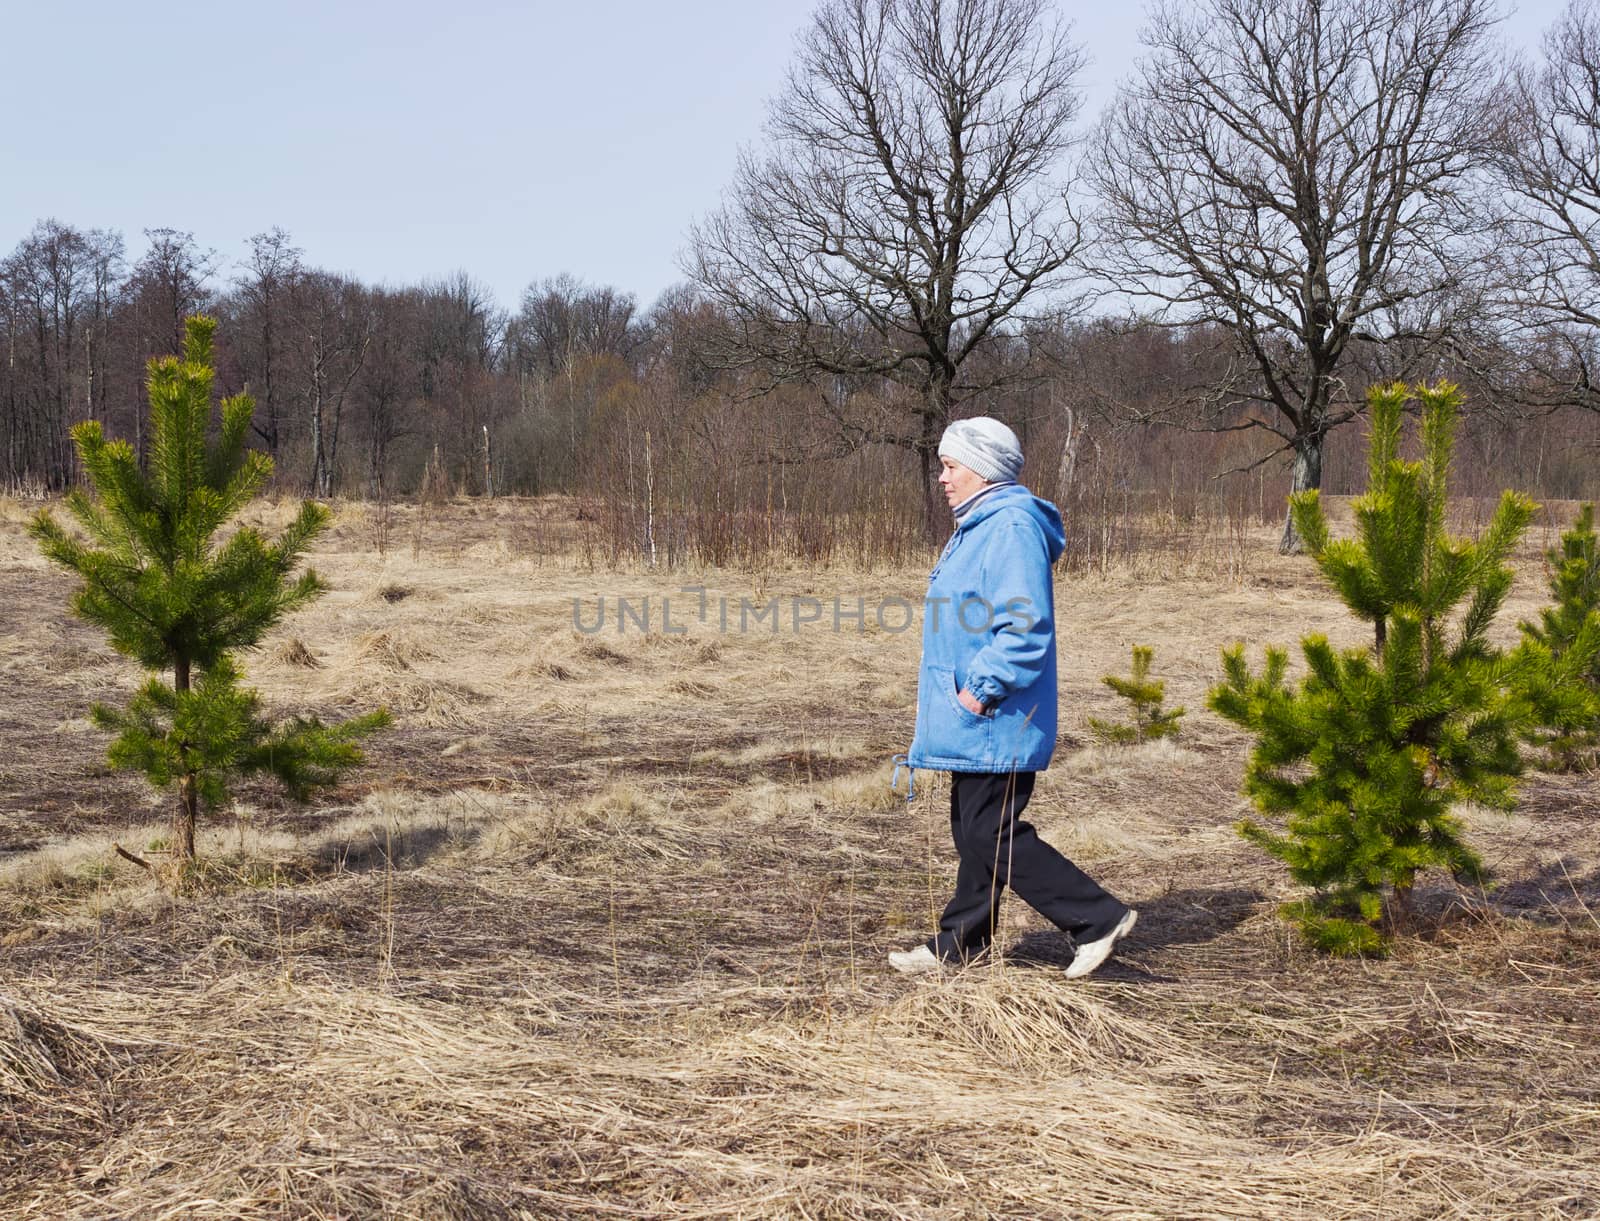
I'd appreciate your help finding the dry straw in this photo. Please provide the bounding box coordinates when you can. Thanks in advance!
[3,498,1597,1218]
[4,964,1596,1218]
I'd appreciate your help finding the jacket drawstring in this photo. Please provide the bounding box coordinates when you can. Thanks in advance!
[890,753,916,802]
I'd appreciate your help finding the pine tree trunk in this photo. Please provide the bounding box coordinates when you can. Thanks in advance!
[1386,872,1417,935]
[173,658,197,865]
[176,775,198,863]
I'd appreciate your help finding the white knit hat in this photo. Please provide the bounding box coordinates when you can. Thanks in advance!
[938,417,1023,484]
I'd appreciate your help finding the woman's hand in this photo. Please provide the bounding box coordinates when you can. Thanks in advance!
[957,687,987,715]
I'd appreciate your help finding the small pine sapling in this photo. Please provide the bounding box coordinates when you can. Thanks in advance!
[1089,645,1185,744]
[1207,381,1586,956]
[30,315,390,870]
[1518,503,1600,768]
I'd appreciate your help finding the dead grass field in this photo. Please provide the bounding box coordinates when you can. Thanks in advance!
[1,494,1597,1219]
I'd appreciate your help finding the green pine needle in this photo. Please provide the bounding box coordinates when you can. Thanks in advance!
[1517,503,1600,768]
[1207,381,1556,955]
[1091,644,1186,744]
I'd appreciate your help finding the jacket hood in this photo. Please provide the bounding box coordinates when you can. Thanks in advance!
[957,484,1065,563]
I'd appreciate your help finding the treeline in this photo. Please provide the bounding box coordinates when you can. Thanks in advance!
[0,223,673,502]
[3,216,1596,566]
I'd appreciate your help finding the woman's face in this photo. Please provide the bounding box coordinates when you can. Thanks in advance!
[938,456,989,508]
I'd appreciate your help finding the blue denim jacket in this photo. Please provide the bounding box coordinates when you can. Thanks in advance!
[906,484,1065,773]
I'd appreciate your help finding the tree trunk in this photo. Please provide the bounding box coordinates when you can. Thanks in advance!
[1279,430,1325,554]
[310,360,328,498]
[327,389,345,497]
[920,374,954,541]
[85,319,96,426]
[262,307,279,457]
[5,314,16,486]
[1055,404,1081,503]
[176,775,198,864]
[1385,871,1417,936]
[919,437,942,541]
[173,658,197,865]
[368,432,386,500]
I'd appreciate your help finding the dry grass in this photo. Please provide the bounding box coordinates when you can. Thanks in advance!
[2,494,1598,1218]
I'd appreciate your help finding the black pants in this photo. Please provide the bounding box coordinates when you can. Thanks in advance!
[928,771,1127,961]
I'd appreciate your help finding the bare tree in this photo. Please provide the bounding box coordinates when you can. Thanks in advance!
[296,273,375,497]
[514,274,640,376]
[233,228,304,458]
[83,228,124,429]
[129,228,218,356]
[356,287,422,497]
[512,275,642,472]
[637,285,729,397]
[1090,0,1501,551]
[1485,0,1600,414]
[414,273,506,492]
[687,0,1089,533]
[1,267,16,485]
[123,229,218,463]
[1,220,103,487]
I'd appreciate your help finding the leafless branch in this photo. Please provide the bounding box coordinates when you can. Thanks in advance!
[684,0,1092,530]
[1088,0,1501,548]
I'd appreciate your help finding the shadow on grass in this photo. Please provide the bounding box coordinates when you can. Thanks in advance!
[308,821,461,875]
[1005,885,1267,978]
[1428,856,1600,926]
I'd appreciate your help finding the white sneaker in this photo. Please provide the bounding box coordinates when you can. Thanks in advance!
[887,945,941,975]
[1064,909,1138,979]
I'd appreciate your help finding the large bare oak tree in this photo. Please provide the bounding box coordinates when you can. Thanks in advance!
[1489,0,1600,412]
[1090,0,1500,551]
[686,0,1088,534]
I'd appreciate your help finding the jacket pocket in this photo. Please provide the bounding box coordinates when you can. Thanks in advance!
[945,669,991,723]
[912,664,992,765]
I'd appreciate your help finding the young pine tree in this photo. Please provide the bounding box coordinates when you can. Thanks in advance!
[1089,645,1185,744]
[1519,504,1600,767]
[1207,381,1579,955]
[30,315,389,868]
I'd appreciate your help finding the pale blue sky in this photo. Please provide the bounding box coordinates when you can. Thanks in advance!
[0,0,1571,313]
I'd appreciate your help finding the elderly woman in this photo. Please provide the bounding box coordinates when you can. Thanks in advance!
[890,417,1137,979]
